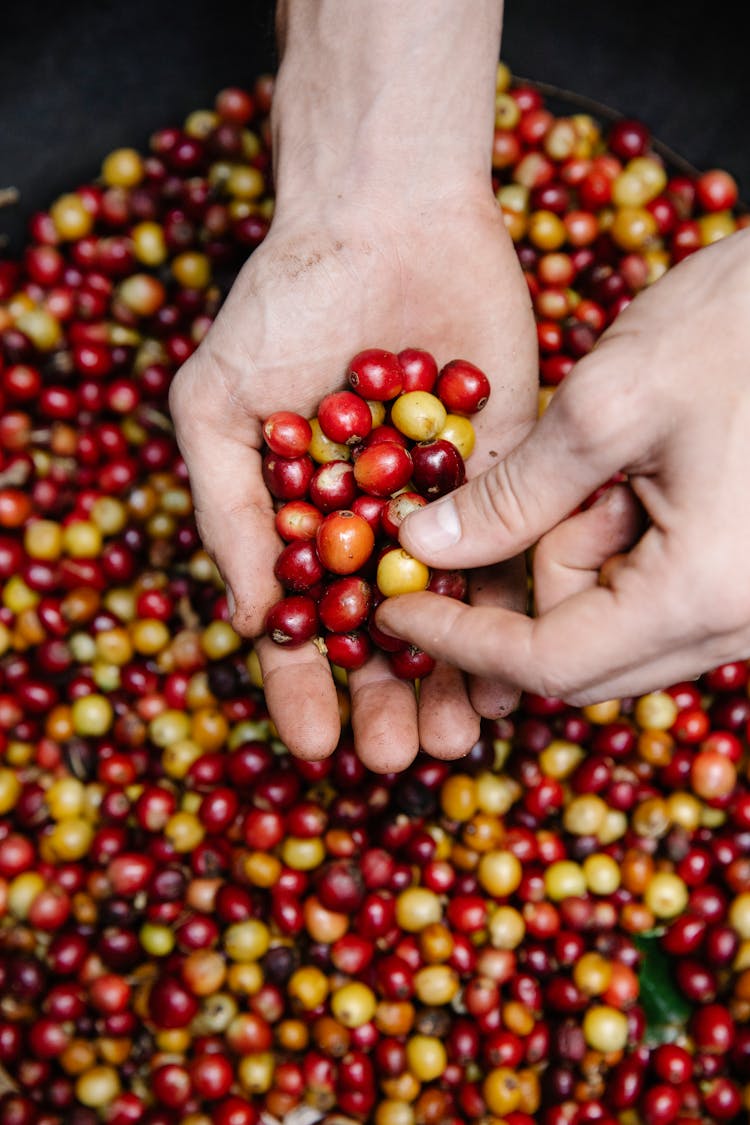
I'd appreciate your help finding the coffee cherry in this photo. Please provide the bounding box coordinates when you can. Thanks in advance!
[265,596,319,645]
[411,438,466,497]
[273,540,326,592]
[262,411,313,457]
[398,347,439,392]
[436,359,492,414]
[347,348,403,400]
[316,511,375,574]
[695,168,739,213]
[318,577,372,633]
[308,418,352,463]
[390,391,447,441]
[376,548,430,597]
[275,500,323,542]
[389,645,436,680]
[323,630,371,670]
[427,568,468,599]
[352,441,413,497]
[437,413,476,459]
[308,460,358,512]
[380,491,427,540]
[316,390,373,445]
[261,452,315,500]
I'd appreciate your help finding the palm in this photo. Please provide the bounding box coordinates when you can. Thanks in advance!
[170,195,538,768]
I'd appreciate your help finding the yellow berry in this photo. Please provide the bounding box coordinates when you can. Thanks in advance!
[405,1034,447,1082]
[71,693,113,737]
[331,981,377,1028]
[376,548,430,597]
[50,193,94,240]
[390,391,447,441]
[582,1005,629,1052]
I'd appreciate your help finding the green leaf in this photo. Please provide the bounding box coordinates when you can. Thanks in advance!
[636,934,692,1045]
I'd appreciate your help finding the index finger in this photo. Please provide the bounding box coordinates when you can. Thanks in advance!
[375,548,693,704]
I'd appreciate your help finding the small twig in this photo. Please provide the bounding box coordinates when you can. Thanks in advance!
[0,460,32,489]
[0,1062,18,1095]
[0,187,19,208]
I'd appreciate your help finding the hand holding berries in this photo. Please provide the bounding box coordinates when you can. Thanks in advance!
[262,346,490,680]
[169,90,539,767]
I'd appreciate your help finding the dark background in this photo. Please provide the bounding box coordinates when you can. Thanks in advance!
[2,0,749,256]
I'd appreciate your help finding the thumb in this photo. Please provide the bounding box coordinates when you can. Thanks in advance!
[399,352,631,568]
[185,435,282,636]
[170,359,282,637]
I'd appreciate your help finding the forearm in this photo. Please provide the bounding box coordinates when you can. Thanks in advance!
[272,0,504,211]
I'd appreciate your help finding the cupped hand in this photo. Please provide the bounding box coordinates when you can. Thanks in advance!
[377,227,750,703]
[169,194,538,770]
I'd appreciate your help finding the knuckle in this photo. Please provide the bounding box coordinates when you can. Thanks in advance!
[530,531,558,580]
[482,461,525,531]
[535,667,576,703]
[555,338,646,464]
[565,686,608,709]
[471,457,542,549]
[522,623,576,702]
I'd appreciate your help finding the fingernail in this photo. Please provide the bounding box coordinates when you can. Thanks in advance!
[225,586,236,618]
[405,497,461,552]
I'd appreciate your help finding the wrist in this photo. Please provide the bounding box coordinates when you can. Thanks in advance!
[271,0,503,214]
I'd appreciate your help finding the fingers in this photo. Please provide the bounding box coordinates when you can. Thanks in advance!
[374,539,686,704]
[256,636,342,760]
[532,484,644,615]
[348,653,421,773]
[466,556,529,719]
[375,591,534,684]
[416,661,481,759]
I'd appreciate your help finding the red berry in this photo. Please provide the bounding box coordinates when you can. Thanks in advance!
[262,410,313,457]
[695,169,739,213]
[273,540,326,592]
[308,459,358,512]
[380,491,427,539]
[427,568,468,600]
[607,118,651,160]
[316,390,373,445]
[318,576,372,633]
[411,438,466,497]
[347,348,403,400]
[398,347,438,393]
[275,499,323,542]
[436,358,491,414]
[353,441,413,498]
[261,451,314,500]
[389,645,436,680]
[265,595,319,645]
[323,630,372,670]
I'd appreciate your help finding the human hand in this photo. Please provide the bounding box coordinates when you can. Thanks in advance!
[377,228,750,703]
[169,196,537,769]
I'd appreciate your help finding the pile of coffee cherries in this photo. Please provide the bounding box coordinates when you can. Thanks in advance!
[263,348,490,677]
[0,62,748,1125]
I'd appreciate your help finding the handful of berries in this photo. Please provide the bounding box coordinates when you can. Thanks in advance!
[261,346,491,679]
